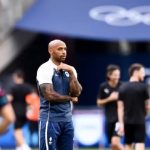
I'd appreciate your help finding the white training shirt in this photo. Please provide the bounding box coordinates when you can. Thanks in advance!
[36,59,78,85]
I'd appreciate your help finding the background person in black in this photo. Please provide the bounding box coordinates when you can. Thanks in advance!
[97,64,123,150]
[118,63,150,150]
[0,84,15,134]
[7,70,33,150]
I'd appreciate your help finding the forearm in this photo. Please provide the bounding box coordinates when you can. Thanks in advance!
[118,101,124,124]
[97,97,113,106]
[40,83,71,102]
[118,109,124,124]
[69,74,82,97]
[45,91,71,102]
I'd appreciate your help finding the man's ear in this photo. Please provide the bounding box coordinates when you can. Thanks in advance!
[48,47,52,55]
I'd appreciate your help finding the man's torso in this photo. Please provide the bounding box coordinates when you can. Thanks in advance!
[98,82,121,123]
[37,60,73,122]
[119,82,149,124]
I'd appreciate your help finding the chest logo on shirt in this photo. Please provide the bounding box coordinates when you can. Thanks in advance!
[104,88,109,94]
[65,72,70,77]
[54,73,59,76]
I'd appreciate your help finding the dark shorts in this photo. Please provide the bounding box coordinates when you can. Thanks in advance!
[39,120,74,150]
[0,96,8,109]
[28,120,38,133]
[14,116,27,129]
[13,104,27,129]
[124,124,145,144]
[106,122,119,143]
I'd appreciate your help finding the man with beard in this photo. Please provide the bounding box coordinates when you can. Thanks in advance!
[118,63,150,150]
[36,39,82,150]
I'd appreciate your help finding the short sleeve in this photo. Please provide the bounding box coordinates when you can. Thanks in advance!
[97,84,105,99]
[24,84,33,94]
[37,65,54,85]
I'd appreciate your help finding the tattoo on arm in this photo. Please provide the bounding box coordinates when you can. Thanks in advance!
[39,83,71,102]
[69,76,82,97]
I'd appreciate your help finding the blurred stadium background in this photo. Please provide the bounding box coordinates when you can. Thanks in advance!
[0,0,150,149]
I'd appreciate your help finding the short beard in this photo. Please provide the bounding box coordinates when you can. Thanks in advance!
[139,77,144,82]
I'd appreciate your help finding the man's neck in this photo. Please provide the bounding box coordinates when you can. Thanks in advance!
[108,81,117,88]
[130,76,139,82]
[51,58,61,66]
[15,79,24,84]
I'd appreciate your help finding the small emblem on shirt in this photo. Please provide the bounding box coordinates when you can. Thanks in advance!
[55,73,59,76]
[104,88,109,94]
[65,72,69,77]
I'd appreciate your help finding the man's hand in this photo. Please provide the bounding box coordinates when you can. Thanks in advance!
[57,63,74,75]
[108,92,118,101]
[58,63,82,97]
[116,122,124,136]
[70,97,78,103]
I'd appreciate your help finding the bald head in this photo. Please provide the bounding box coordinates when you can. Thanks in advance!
[48,39,66,50]
[48,39,67,63]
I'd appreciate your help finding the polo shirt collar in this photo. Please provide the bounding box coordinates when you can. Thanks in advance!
[48,58,58,69]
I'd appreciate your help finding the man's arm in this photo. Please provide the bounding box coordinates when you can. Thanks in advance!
[69,71,82,97]
[117,100,124,136]
[144,85,150,110]
[97,92,118,106]
[39,83,77,103]
[0,103,16,134]
[57,63,82,97]
[145,99,150,111]
[118,100,124,124]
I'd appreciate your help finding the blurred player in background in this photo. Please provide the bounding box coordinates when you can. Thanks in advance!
[36,39,82,150]
[0,84,15,134]
[97,64,124,150]
[118,63,150,150]
[7,70,34,150]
